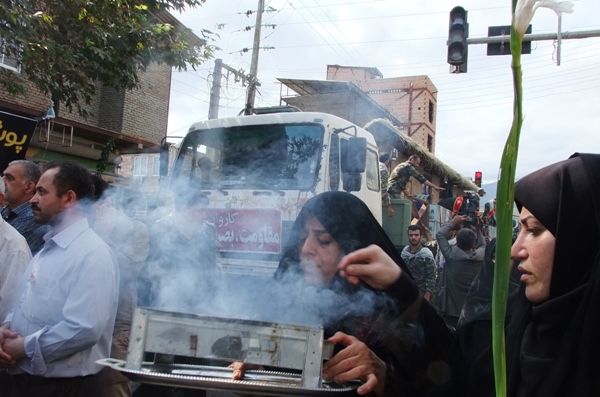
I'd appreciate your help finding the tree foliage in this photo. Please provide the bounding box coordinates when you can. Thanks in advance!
[0,0,217,116]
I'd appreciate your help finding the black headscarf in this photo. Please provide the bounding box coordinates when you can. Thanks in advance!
[275,191,408,284]
[272,192,411,339]
[274,192,468,396]
[506,153,600,396]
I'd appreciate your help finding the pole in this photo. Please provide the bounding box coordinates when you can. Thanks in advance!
[466,28,600,45]
[556,15,562,66]
[244,0,265,116]
[208,59,223,120]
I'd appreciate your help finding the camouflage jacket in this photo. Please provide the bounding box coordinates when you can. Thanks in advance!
[388,161,427,197]
[401,245,436,296]
[379,162,392,207]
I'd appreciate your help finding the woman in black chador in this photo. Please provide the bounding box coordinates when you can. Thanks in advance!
[460,153,600,396]
[264,191,456,396]
[500,153,600,396]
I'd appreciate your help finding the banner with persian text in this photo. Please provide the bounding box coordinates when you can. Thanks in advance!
[0,112,38,173]
[207,208,282,254]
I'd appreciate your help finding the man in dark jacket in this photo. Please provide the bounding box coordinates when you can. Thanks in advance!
[435,215,485,328]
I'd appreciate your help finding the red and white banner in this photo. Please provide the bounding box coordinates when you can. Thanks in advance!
[207,209,282,254]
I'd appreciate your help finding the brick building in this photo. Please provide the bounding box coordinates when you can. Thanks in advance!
[325,66,438,154]
[0,10,201,178]
[279,65,476,200]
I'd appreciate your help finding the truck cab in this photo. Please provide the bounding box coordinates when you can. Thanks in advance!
[170,112,383,276]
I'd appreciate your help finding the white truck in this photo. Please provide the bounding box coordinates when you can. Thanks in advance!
[167,110,408,276]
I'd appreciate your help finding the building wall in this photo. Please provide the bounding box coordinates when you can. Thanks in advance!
[326,65,381,89]
[61,91,103,126]
[0,61,171,146]
[361,75,437,154]
[327,67,438,155]
[0,78,51,113]
[98,87,126,132]
[122,63,172,144]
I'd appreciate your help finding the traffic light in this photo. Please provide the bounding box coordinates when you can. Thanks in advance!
[448,6,468,73]
[474,171,482,187]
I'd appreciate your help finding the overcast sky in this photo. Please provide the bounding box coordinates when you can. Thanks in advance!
[166,0,600,183]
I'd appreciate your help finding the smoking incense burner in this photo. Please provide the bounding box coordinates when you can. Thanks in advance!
[98,307,361,396]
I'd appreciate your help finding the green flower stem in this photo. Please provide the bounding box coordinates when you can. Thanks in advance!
[492,1,523,395]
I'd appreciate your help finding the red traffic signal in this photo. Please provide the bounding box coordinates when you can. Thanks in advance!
[474,171,482,187]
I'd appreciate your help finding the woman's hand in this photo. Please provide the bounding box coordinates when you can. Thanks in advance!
[323,332,387,396]
[228,362,264,380]
[338,245,401,290]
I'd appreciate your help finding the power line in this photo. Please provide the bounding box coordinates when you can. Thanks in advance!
[311,0,371,66]
[182,2,510,24]
[288,0,356,65]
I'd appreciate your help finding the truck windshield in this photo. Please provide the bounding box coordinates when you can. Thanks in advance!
[173,123,324,191]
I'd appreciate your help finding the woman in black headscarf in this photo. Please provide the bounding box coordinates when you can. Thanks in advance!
[339,153,600,396]
[452,153,600,396]
[272,191,457,396]
[503,152,600,396]
[275,190,406,282]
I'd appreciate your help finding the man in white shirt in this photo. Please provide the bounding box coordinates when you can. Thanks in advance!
[0,177,31,323]
[0,161,119,397]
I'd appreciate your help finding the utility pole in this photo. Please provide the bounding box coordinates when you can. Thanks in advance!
[208,59,223,120]
[208,59,250,119]
[243,0,265,116]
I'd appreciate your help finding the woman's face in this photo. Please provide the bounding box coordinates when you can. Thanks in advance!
[511,207,556,304]
[298,215,346,285]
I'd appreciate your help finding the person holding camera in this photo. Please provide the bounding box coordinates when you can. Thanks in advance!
[435,215,486,328]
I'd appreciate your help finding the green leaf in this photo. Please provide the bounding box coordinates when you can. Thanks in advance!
[96,137,117,176]
[491,1,524,396]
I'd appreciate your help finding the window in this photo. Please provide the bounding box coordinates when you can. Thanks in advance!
[173,123,324,191]
[365,149,379,191]
[152,156,160,176]
[0,36,20,72]
[429,100,435,124]
[133,156,148,177]
[427,135,433,152]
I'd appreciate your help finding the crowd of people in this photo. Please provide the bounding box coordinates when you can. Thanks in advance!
[0,152,598,397]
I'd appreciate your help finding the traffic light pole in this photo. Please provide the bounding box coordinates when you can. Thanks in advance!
[447,5,600,73]
[466,28,600,45]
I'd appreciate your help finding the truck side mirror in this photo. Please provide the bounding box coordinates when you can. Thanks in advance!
[342,137,367,173]
[159,141,169,177]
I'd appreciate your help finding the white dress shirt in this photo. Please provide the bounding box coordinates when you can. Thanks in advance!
[0,218,32,322]
[5,217,119,377]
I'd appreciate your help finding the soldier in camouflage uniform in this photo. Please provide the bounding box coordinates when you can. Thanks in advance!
[400,225,436,301]
[388,154,445,199]
[379,153,395,217]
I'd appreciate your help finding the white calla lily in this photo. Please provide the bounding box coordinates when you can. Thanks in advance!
[514,0,575,37]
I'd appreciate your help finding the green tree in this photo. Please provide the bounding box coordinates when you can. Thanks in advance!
[0,0,216,116]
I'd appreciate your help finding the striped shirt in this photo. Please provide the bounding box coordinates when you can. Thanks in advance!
[1,202,50,256]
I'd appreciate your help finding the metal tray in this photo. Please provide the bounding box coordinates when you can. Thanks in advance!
[97,359,361,396]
